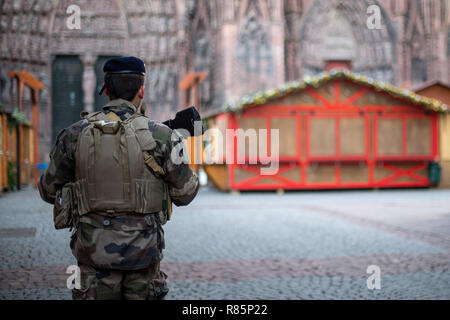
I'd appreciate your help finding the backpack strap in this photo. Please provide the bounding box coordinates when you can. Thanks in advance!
[142,151,165,175]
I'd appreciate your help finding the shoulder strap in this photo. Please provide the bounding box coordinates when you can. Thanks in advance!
[125,115,166,176]
[142,151,165,175]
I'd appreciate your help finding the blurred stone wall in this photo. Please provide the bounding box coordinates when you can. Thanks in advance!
[0,0,448,161]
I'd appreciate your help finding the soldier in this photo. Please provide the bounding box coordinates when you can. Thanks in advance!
[38,56,200,300]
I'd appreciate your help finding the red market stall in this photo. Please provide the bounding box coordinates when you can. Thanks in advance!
[203,70,448,191]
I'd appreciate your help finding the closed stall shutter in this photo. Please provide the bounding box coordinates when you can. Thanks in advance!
[376,117,403,156]
[309,117,335,157]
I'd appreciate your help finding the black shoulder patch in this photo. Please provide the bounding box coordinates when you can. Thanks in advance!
[80,111,89,119]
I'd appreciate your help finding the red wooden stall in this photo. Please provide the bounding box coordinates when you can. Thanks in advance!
[203,71,448,191]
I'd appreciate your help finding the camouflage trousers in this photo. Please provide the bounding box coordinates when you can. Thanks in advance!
[72,260,169,300]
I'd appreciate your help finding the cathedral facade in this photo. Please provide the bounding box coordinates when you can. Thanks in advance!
[0,0,449,161]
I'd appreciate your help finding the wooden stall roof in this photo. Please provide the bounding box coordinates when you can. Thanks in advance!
[218,70,449,116]
[7,71,44,91]
[410,80,450,106]
[409,80,450,92]
[179,72,208,90]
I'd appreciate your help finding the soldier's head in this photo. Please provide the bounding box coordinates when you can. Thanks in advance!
[99,56,146,104]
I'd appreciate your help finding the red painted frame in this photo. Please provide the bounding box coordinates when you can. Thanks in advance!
[373,113,439,161]
[305,113,370,162]
[235,113,302,164]
[373,162,429,186]
[215,112,230,164]
[221,79,437,191]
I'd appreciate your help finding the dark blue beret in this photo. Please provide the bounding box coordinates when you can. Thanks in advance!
[99,56,145,95]
[103,56,146,75]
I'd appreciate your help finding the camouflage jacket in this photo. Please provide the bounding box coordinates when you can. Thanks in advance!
[38,99,199,270]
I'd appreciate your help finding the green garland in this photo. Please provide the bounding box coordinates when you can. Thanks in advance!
[7,108,30,131]
[225,69,448,113]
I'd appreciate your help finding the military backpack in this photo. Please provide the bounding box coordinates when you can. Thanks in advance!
[53,111,172,230]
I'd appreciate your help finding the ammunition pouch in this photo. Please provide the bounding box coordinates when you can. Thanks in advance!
[134,179,165,214]
[53,183,76,230]
[160,183,172,223]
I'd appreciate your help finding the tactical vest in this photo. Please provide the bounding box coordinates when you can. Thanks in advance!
[71,111,171,217]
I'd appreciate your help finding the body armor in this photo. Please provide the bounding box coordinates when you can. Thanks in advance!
[73,111,169,216]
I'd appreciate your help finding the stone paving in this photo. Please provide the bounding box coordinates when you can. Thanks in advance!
[0,186,449,300]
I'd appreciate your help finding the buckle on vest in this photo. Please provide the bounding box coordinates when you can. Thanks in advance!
[94,120,120,134]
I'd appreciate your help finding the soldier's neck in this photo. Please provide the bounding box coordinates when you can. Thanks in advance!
[131,96,141,108]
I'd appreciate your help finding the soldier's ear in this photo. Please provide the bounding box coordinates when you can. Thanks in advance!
[103,85,111,99]
[138,85,145,99]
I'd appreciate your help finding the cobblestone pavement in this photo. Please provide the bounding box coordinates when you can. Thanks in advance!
[0,186,449,300]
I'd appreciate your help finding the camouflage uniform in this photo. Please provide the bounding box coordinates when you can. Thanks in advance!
[39,99,199,300]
